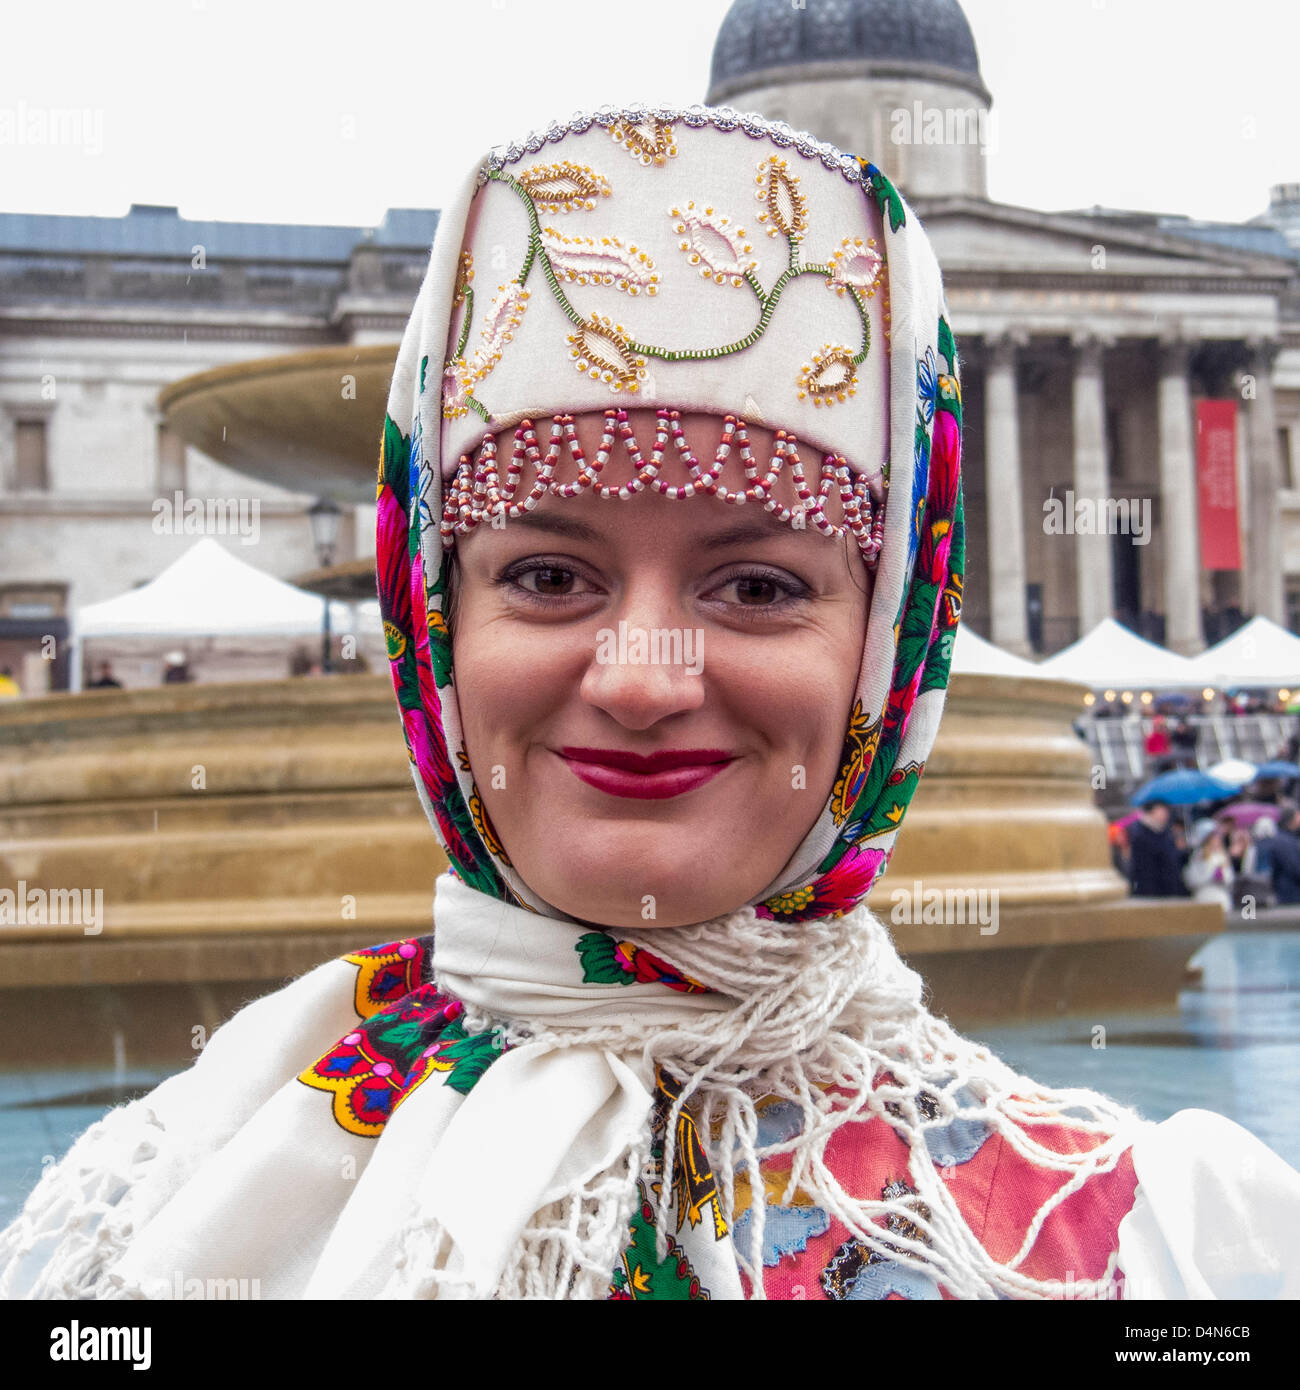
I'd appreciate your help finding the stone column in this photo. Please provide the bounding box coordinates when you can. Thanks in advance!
[155,420,187,494]
[983,331,1032,656]
[1071,332,1114,635]
[1156,338,1205,654]
[1242,338,1286,622]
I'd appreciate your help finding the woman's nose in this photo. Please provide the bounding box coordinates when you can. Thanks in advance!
[578,590,706,730]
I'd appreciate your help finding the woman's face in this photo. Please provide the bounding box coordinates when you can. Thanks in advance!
[450,408,872,929]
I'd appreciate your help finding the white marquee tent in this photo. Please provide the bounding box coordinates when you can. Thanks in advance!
[76,538,360,638]
[72,538,376,688]
[1178,616,1300,690]
[950,624,1050,679]
[1036,618,1202,690]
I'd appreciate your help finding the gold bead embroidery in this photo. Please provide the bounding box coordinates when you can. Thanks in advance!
[516,160,611,214]
[480,129,882,409]
[797,344,858,407]
[668,202,758,287]
[567,313,648,392]
[539,228,659,296]
[755,154,808,240]
[452,249,474,308]
[608,117,677,167]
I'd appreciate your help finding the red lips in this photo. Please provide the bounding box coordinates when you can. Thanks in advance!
[559,747,732,772]
[556,746,735,800]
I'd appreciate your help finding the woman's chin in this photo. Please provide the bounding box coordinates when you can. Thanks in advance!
[488,778,793,926]
[552,888,747,931]
[514,849,765,930]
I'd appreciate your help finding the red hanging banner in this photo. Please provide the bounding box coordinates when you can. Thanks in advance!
[1196,399,1241,571]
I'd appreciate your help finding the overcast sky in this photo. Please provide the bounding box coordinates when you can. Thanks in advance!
[1,0,1294,229]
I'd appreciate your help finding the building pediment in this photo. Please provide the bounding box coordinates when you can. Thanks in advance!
[911,196,1296,285]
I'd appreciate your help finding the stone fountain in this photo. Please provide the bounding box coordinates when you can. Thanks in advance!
[0,348,1222,1067]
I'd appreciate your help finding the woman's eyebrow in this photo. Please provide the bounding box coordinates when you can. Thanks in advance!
[508,513,602,541]
[698,522,802,550]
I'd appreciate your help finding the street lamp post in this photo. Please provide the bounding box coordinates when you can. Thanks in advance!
[307,497,342,674]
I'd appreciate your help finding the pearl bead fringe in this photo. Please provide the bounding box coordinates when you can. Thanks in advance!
[439,408,887,566]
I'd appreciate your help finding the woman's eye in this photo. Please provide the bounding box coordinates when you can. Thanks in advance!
[518,565,580,596]
[709,571,809,611]
[499,561,598,604]
[726,575,782,605]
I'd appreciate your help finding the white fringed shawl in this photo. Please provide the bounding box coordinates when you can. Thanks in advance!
[0,869,1151,1300]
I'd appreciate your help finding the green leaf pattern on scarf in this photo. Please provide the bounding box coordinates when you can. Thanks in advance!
[609,1180,711,1299]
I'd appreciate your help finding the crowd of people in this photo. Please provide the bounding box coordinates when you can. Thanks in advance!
[1114,797,1300,912]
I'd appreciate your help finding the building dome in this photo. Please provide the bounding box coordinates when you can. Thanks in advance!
[708,0,989,105]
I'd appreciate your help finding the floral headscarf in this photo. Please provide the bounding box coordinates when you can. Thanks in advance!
[376,102,965,923]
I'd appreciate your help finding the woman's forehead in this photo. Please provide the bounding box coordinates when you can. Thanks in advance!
[457,484,864,574]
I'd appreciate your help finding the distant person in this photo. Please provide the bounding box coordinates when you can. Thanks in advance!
[1183,821,1233,911]
[289,648,314,678]
[87,661,122,689]
[1240,817,1278,909]
[1127,800,1190,897]
[1270,806,1300,905]
[162,651,192,685]
[1144,716,1173,772]
[1250,777,1284,807]
[1107,818,1131,879]
[1247,816,1278,878]
[0,666,20,700]
[1224,822,1251,878]
[1169,718,1199,770]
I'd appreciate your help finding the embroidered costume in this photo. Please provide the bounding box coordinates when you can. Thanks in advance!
[3,103,1299,1301]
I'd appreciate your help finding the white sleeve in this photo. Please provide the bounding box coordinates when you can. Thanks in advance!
[1116,1108,1300,1299]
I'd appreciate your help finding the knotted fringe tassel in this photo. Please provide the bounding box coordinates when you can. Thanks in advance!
[386,1132,653,1299]
[0,1098,178,1300]
[431,898,1153,1301]
[631,901,1151,1300]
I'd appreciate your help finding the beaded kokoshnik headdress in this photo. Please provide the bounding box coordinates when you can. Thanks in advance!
[378,100,966,921]
[435,106,895,565]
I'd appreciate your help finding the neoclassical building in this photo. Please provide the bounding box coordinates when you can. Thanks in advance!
[0,208,437,689]
[708,0,1300,657]
[1,0,1297,691]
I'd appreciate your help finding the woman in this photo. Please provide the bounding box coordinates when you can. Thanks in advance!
[1183,820,1234,912]
[1144,715,1172,773]
[4,103,1298,1302]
